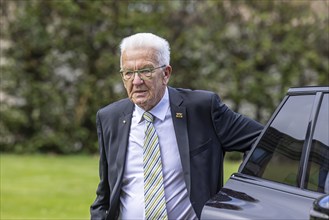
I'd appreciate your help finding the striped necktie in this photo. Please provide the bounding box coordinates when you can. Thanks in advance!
[143,112,168,220]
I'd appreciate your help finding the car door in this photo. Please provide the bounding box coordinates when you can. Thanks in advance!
[201,87,329,220]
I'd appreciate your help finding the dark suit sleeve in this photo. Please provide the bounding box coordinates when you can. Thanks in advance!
[90,112,110,220]
[211,94,263,152]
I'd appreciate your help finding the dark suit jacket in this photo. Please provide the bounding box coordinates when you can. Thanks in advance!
[90,87,263,220]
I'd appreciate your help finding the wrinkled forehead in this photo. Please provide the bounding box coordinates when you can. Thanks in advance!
[121,47,159,69]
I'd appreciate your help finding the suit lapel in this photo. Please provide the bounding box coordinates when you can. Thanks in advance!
[107,101,134,217]
[115,101,134,189]
[168,87,191,195]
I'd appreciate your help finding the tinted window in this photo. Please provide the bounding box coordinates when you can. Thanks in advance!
[242,95,315,186]
[306,94,329,193]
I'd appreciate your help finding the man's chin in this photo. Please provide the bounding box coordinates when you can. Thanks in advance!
[133,97,145,104]
[133,98,147,107]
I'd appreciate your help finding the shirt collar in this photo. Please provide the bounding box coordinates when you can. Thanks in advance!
[135,87,169,123]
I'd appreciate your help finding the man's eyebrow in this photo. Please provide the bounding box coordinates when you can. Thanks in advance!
[139,65,154,69]
[121,64,154,71]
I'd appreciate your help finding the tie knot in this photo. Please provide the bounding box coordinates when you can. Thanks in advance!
[143,112,154,123]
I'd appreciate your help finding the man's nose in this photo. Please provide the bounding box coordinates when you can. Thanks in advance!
[132,72,144,84]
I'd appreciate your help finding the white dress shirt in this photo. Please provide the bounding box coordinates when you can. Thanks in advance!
[119,87,197,219]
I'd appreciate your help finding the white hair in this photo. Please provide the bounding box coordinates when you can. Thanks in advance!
[119,33,170,67]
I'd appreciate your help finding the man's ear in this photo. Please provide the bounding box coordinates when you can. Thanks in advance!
[163,65,172,84]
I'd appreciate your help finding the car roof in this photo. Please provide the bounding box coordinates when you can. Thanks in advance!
[287,86,329,95]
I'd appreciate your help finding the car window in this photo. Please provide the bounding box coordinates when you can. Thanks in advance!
[242,95,315,187]
[305,94,329,193]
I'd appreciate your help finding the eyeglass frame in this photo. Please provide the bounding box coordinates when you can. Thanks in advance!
[120,65,166,81]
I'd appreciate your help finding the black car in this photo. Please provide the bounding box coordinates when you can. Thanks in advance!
[201,86,329,220]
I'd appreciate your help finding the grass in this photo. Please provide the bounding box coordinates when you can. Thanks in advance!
[0,154,240,219]
[224,159,242,182]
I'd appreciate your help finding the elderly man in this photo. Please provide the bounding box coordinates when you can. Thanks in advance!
[90,33,263,220]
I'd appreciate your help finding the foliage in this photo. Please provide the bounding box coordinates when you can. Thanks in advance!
[1,0,328,154]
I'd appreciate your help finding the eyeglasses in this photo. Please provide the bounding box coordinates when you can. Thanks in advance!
[120,65,166,81]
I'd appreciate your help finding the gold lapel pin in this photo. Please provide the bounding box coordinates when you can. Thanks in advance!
[176,113,183,118]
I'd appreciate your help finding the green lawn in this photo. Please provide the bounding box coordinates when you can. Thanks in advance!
[0,154,240,219]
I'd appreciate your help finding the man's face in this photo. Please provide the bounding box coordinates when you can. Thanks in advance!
[121,48,171,111]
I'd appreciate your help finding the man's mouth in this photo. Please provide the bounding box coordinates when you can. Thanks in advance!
[133,90,148,97]
[134,90,147,94]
